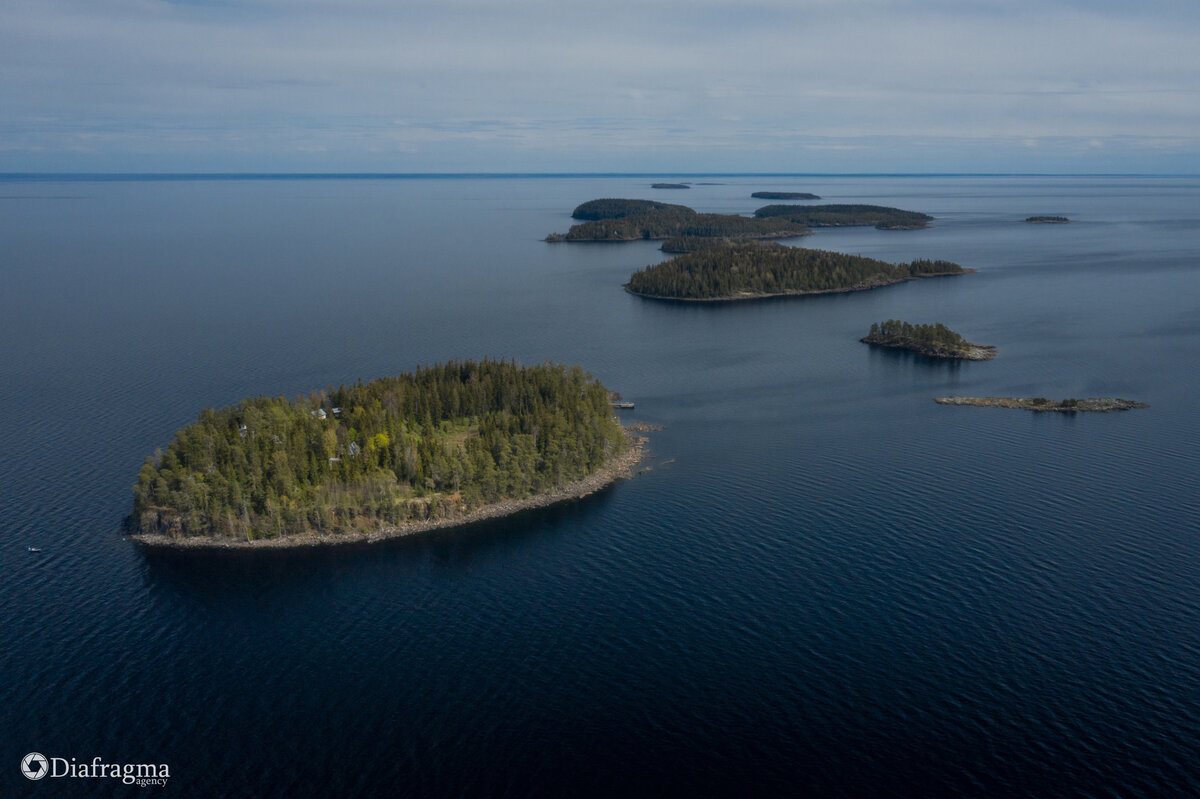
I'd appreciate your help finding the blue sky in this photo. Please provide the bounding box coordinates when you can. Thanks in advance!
[3,0,1199,173]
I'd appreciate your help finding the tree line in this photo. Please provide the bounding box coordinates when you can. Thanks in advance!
[866,320,967,349]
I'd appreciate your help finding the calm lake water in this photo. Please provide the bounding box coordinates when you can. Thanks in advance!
[2,175,1199,797]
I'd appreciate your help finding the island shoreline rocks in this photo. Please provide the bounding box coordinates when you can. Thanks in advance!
[864,339,996,360]
[129,429,648,551]
[934,396,1147,412]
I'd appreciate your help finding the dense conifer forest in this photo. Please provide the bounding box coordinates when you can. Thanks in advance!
[753,203,933,229]
[659,236,728,253]
[626,242,965,300]
[132,361,627,540]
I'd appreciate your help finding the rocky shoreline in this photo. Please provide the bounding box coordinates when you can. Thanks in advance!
[934,396,1148,412]
[862,337,996,360]
[129,430,648,551]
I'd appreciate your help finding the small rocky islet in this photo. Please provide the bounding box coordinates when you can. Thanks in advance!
[934,396,1147,412]
[861,320,995,360]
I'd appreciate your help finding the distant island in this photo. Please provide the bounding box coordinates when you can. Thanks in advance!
[625,241,968,301]
[862,320,995,360]
[751,191,821,200]
[935,396,1147,412]
[651,183,690,189]
[571,198,692,220]
[1025,216,1070,224]
[546,198,932,243]
[754,203,933,230]
[129,360,643,548]
[546,201,811,242]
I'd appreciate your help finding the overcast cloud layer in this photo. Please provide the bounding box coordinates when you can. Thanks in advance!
[3,0,1199,172]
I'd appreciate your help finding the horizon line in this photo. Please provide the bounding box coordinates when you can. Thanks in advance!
[2,171,1198,181]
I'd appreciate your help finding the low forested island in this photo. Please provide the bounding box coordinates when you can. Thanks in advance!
[571,198,691,220]
[625,241,968,301]
[751,191,820,200]
[862,320,996,360]
[651,183,690,189]
[1025,216,1070,224]
[935,396,1147,412]
[754,203,933,230]
[547,207,811,243]
[129,360,642,547]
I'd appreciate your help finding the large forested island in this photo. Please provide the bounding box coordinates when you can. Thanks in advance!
[862,320,996,360]
[129,360,641,547]
[625,241,968,301]
[754,203,933,230]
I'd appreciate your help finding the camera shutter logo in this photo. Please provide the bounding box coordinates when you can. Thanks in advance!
[21,752,48,780]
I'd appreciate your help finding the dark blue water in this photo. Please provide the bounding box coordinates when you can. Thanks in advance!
[2,175,1199,797]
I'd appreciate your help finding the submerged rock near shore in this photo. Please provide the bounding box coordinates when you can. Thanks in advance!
[934,396,1148,412]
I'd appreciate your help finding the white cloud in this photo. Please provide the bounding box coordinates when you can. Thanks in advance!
[1,0,1198,170]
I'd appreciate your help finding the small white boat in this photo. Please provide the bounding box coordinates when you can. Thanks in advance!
[27,546,42,552]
